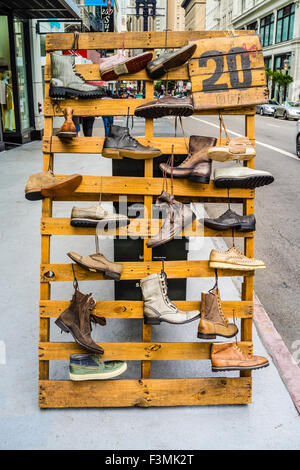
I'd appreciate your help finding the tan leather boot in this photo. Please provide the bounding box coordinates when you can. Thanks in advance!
[159,136,217,183]
[25,171,82,200]
[211,343,269,372]
[56,107,77,139]
[198,288,238,339]
[146,191,195,248]
[67,252,123,281]
[55,289,106,354]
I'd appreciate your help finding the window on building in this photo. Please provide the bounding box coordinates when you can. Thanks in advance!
[260,14,274,47]
[264,57,272,69]
[247,21,258,33]
[276,3,295,43]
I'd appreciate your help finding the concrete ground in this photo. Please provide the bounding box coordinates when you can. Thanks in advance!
[0,117,299,450]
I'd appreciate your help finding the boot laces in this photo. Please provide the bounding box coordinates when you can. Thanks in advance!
[178,153,192,167]
[216,290,228,326]
[72,63,85,83]
[233,343,251,359]
[121,132,138,147]
[160,274,177,310]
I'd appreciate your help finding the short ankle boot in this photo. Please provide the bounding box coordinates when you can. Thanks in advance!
[56,107,77,139]
[140,271,200,325]
[102,124,161,160]
[55,289,106,354]
[25,170,82,201]
[49,53,105,99]
[160,136,217,184]
[197,287,238,340]
[146,191,195,248]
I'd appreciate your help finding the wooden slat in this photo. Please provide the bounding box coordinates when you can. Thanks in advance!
[39,378,252,408]
[191,34,263,57]
[45,30,253,52]
[44,64,189,82]
[39,341,252,361]
[43,136,254,155]
[40,261,254,282]
[44,98,257,117]
[49,175,255,199]
[190,69,266,91]
[39,300,253,319]
[40,217,255,238]
[193,87,268,110]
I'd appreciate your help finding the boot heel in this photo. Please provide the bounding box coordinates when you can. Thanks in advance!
[188,175,210,184]
[55,318,70,333]
[144,317,161,325]
[197,332,216,340]
[236,223,256,233]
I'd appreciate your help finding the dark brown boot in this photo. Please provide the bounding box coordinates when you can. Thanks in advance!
[197,287,238,340]
[160,136,217,184]
[56,107,77,139]
[55,289,106,354]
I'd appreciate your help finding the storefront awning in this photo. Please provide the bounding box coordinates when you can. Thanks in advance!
[0,0,80,19]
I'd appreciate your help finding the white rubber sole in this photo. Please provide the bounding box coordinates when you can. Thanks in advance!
[210,261,266,271]
[69,362,127,381]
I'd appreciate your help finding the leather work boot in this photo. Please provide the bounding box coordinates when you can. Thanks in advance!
[214,166,274,188]
[67,252,123,281]
[56,107,77,139]
[134,96,194,119]
[160,136,217,184]
[197,288,238,339]
[207,137,256,162]
[140,271,200,325]
[71,204,130,228]
[25,171,82,201]
[146,43,197,79]
[100,51,153,81]
[55,289,106,355]
[102,125,161,160]
[211,343,269,372]
[146,191,195,248]
[204,209,256,232]
[210,246,266,271]
[49,53,105,99]
[69,354,127,381]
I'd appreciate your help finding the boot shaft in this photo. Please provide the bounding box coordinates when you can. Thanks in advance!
[179,136,217,169]
[201,288,227,326]
[140,273,177,314]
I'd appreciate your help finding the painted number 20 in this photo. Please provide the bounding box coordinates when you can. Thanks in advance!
[199,47,253,93]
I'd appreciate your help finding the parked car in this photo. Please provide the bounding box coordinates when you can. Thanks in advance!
[274,101,300,120]
[296,120,300,158]
[256,99,279,116]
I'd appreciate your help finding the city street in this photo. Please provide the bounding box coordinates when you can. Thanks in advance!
[181,113,300,355]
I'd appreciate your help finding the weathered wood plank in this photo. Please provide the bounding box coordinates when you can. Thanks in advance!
[44,64,189,82]
[43,136,255,155]
[193,87,268,110]
[39,341,252,361]
[39,378,252,408]
[191,34,263,57]
[45,31,253,52]
[40,261,254,282]
[40,217,255,238]
[48,175,255,199]
[190,69,266,92]
[39,300,253,319]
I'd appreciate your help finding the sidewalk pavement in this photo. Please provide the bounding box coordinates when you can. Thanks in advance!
[0,118,299,450]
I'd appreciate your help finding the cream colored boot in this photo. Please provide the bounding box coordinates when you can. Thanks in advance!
[140,272,200,325]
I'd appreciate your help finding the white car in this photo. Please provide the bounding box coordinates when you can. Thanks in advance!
[256,100,279,116]
[274,101,300,120]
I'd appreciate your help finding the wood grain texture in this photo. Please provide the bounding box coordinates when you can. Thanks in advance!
[46,175,255,199]
[39,378,252,408]
[40,217,255,238]
[45,30,253,52]
[39,341,253,361]
[39,300,254,319]
[193,87,268,110]
[40,261,254,283]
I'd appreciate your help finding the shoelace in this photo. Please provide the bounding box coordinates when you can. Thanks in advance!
[160,273,177,310]
[233,343,251,359]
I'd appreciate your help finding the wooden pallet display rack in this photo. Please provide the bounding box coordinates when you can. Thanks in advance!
[39,31,263,408]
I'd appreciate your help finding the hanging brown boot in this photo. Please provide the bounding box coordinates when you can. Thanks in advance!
[55,288,106,354]
[197,287,238,340]
[159,136,217,184]
[211,343,269,372]
[56,107,77,139]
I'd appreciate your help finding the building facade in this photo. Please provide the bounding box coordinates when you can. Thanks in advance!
[231,0,300,101]
[126,0,167,32]
[181,0,206,31]
[206,0,233,31]
[167,0,185,31]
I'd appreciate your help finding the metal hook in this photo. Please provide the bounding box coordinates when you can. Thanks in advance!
[72,263,79,290]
